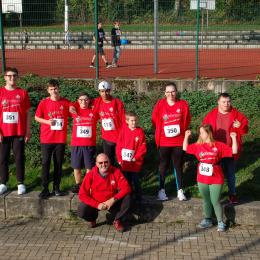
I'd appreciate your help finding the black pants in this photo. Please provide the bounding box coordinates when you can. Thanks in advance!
[41,143,65,189]
[158,146,184,190]
[123,171,142,200]
[78,194,131,222]
[0,136,25,184]
[102,139,116,166]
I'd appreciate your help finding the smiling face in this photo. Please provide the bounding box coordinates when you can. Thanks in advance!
[47,85,60,100]
[99,89,111,101]
[96,153,110,175]
[78,95,90,109]
[4,71,18,88]
[165,85,177,102]
[126,116,137,130]
[218,96,231,113]
[199,127,209,142]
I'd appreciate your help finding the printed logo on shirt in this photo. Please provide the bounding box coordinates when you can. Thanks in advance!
[111,180,115,185]
[135,136,139,142]
[100,111,104,117]
[163,114,168,121]
[89,113,93,117]
[109,107,113,112]
[60,105,64,110]
[76,116,81,123]
[176,109,181,113]
[16,95,21,100]
[212,147,218,152]
[2,99,7,107]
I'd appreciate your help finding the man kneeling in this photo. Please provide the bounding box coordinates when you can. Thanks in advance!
[78,153,131,232]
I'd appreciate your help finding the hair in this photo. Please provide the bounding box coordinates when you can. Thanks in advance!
[196,124,215,144]
[217,92,231,101]
[125,111,138,120]
[77,92,90,99]
[165,82,177,92]
[4,67,18,75]
[47,79,59,89]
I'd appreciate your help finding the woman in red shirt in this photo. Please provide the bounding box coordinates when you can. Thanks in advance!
[183,124,238,232]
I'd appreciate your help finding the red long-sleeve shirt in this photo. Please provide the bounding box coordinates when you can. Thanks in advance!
[78,165,131,209]
[116,125,147,173]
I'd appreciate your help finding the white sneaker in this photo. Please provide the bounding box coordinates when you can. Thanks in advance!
[177,189,187,201]
[17,184,26,195]
[157,189,168,201]
[0,184,7,195]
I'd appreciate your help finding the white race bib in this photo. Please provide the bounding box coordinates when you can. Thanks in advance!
[50,119,64,130]
[3,112,18,124]
[121,149,135,162]
[76,126,92,138]
[164,124,180,137]
[102,118,115,131]
[199,163,213,176]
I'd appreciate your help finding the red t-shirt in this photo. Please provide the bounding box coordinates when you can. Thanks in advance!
[216,112,231,146]
[186,141,232,184]
[70,106,97,146]
[159,100,190,147]
[35,97,71,144]
[116,125,147,173]
[93,97,125,143]
[0,87,30,137]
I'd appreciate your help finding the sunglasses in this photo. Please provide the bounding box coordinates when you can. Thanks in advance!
[97,161,109,165]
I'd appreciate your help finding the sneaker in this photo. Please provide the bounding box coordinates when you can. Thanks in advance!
[88,221,96,228]
[217,221,226,232]
[54,187,65,196]
[17,184,26,195]
[157,189,168,201]
[198,218,213,229]
[106,63,112,68]
[113,219,124,232]
[111,63,118,68]
[71,184,80,194]
[0,184,7,195]
[229,194,238,204]
[89,64,95,68]
[177,189,187,201]
[39,189,51,200]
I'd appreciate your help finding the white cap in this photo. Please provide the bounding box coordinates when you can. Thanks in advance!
[98,80,111,90]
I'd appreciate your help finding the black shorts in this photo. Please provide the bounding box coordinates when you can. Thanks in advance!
[71,146,96,170]
[98,46,105,55]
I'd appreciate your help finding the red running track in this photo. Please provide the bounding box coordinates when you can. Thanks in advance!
[3,48,260,80]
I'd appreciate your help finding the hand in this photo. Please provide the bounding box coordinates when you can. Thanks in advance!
[97,203,107,210]
[185,130,192,138]
[0,133,2,143]
[103,197,116,210]
[69,106,77,115]
[25,133,31,143]
[131,158,136,162]
[49,119,56,126]
[233,120,241,128]
[230,132,237,139]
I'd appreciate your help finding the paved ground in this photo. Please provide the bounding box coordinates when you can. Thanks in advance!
[0,218,259,260]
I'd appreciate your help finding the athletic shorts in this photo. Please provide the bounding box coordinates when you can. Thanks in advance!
[98,46,105,55]
[71,146,96,170]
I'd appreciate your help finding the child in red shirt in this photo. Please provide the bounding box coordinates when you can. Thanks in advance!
[183,124,238,232]
[116,111,146,202]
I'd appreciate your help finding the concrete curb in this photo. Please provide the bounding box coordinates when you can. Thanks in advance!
[1,191,259,225]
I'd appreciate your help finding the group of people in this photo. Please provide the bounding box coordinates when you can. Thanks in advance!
[0,67,248,233]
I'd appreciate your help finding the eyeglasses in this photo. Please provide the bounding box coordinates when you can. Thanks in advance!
[5,74,18,78]
[78,99,89,102]
[97,161,109,165]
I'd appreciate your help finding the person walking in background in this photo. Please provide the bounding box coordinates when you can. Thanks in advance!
[64,30,72,49]
[202,93,248,204]
[0,67,31,195]
[111,21,122,68]
[78,153,131,232]
[183,124,238,232]
[70,93,98,194]
[116,111,147,203]
[35,79,72,199]
[21,29,29,50]
[90,22,111,69]
[152,82,191,201]
[93,80,125,165]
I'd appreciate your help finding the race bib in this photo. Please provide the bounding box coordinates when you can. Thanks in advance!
[121,149,135,162]
[199,163,213,176]
[102,118,115,131]
[164,124,180,137]
[50,119,64,130]
[76,126,92,138]
[3,112,18,124]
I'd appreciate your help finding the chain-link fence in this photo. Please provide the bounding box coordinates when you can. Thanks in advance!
[1,0,260,80]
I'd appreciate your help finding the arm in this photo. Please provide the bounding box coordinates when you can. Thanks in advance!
[183,101,191,130]
[35,115,53,126]
[230,132,238,154]
[116,130,123,164]
[133,130,147,162]
[183,130,191,151]
[25,110,31,143]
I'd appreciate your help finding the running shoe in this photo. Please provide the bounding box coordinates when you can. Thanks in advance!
[89,64,95,68]
[17,184,26,195]
[113,219,124,232]
[0,184,7,195]
[54,187,65,196]
[106,63,112,68]
[88,221,96,228]
[111,63,118,68]
[229,194,238,204]
[217,221,226,232]
[198,218,213,229]
[39,189,51,200]
[71,184,80,194]
[157,189,168,201]
[177,189,187,201]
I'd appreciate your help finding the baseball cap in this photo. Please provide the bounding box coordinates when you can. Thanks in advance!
[98,81,111,91]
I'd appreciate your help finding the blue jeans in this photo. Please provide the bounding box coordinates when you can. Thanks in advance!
[112,46,121,64]
[221,157,236,195]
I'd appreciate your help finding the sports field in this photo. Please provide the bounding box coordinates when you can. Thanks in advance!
[4,48,260,80]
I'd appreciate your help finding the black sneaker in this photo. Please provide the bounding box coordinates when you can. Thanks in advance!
[71,184,80,194]
[54,187,66,196]
[39,189,51,200]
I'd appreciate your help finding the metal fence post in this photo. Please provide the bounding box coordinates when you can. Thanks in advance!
[94,0,99,81]
[0,0,6,74]
[154,0,158,74]
[195,0,200,88]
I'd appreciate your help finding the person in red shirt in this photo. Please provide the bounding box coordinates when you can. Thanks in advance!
[116,111,147,202]
[152,82,191,201]
[0,67,31,195]
[183,124,238,232]
[93,80,125,165]
[78,153,131,232]
[70,93,98,194]
[35,79,71,199]
[202,93,248,204]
